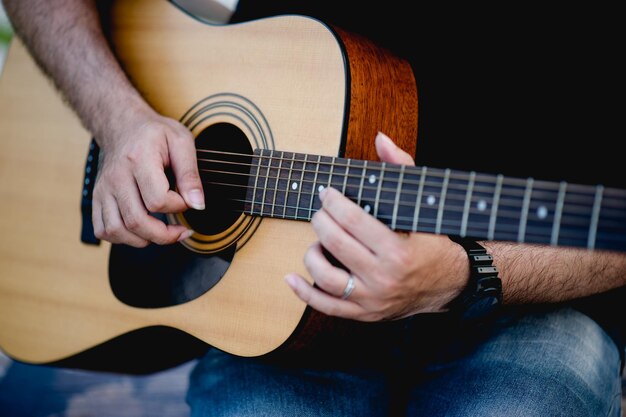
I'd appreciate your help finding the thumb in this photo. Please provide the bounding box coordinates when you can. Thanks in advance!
[374,131,415,166]
[168,127,205,210]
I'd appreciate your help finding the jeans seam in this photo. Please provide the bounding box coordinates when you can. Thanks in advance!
[606,391,621,417]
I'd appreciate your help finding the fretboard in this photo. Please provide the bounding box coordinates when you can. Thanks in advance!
[244,149,626,252]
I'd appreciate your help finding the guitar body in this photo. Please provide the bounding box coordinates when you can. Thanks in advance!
[0,0,417,371]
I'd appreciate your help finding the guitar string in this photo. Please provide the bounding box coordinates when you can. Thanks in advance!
[200,175,619,224]
[194,150,626,206]
[194,165,623,224]
[196,148,626,197]
[194,168,626,226]
[196,164,624,212]
[193,191,626,244]
[192,150,626,229]
[194,165,625,210]
[199,179,626,230]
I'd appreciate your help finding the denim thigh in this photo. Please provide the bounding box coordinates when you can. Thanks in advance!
[406,307,622,417]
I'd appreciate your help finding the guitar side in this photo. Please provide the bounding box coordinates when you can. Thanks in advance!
[0,0,417,371]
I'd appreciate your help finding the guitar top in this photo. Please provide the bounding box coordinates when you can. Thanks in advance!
[0,0,623,374]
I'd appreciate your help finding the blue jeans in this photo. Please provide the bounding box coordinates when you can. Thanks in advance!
[186,307,622,416]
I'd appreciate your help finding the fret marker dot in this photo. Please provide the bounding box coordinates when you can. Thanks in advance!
[364,204,371,213]
[426,195,436,205]
[477,200,487,211]
[537,206,548,219]
[368,174,377,184]
[291,182,298,190]
[318,185,325,193]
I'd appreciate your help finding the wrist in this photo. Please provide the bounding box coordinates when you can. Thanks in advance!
[92,93,156,149]
[446,236,503,324]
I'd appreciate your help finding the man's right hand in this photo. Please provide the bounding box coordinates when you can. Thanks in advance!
[4,0,206,248]
[92,108,205,248]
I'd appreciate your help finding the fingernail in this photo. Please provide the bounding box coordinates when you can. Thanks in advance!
[285,274,297,288]
[178,229,194,242]
[376,131,396,147]
[318,187,328,202]
[187,189,205,210]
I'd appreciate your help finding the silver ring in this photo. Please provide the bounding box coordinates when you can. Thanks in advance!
[341,275,356,300]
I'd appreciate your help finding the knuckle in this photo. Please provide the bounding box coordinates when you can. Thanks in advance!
[377,277,399,295]
[123,213,142,232]
[389,246,411,267]
[313,273,331,289]
[303,247,315,270]
[126,150,139,164]
[325,304,342,318]
[369,312,386,322]
[125,145,146,164]
[178,170,201,186]
[93,226,104,240]
[144,196,167,213]
[152,233,178,246]
[323,234,344,254]
[130,239,150,249]
[310,211,322,228]
[143,121,164,138]
[174,124,194,141]
[104,224,124,241]
[341,209,361,230]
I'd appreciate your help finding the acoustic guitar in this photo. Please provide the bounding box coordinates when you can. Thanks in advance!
[0,0,624,374]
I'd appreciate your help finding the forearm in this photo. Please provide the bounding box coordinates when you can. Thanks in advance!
[483,241,626,305]
[5,0,205,247]
[3,0,152,145]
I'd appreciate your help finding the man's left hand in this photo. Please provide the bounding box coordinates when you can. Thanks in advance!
[285,132,469,321]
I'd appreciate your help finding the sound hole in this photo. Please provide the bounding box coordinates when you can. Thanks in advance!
[108,123,252,309]
[183,123,252,234]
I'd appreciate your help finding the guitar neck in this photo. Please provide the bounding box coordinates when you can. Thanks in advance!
[243,149,626,252]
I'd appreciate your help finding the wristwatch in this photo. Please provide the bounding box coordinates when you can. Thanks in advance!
[447,235,503,324]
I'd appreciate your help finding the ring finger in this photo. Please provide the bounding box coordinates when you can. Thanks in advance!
[304,242,360,298]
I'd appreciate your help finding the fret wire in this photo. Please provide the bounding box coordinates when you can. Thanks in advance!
[243,183,621,229]
[435,169,451,234]
[240,189,626,246]
[308,155,322,219]
[199,149,533,186]
[259,150,270,216]
[588,185,604,249]
[284,153,296,218]
[246,197,611,243]
[488,174,504,240]
[199,150,626,204]
[213,156,623,239]
[460,171,475,237]
[518,177,534,243]
[214,161,616,209]
[250,152,262,215]
[342,159,350,194]
[357,161,368,207]
[412,166,427,232]
[295,154,307,219]
[270,151,284,217]
[392,164,405,230]
[373,162,386,218]
[329,156,336,189]
[231,173,625,228]
[550,181,567,245]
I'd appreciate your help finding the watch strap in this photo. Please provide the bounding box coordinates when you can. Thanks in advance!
[448,235,503,323]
